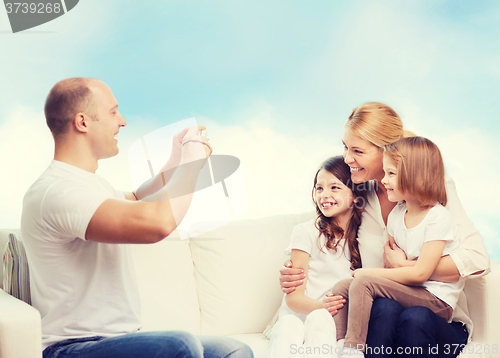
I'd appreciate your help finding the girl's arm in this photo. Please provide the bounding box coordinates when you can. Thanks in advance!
[354,240,446,286]
[286,249,324,314]
[384,178,490,281]
[384,245,460,283]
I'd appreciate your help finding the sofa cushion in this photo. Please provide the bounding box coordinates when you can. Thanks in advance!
[190,212,314,336]
[133,229,201,335]
[3,232,31,305]
[0,229,19,289]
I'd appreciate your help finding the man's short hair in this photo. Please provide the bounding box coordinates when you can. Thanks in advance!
[44,77,97,140]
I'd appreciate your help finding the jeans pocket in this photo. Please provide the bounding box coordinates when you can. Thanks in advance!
[43,336,105,358]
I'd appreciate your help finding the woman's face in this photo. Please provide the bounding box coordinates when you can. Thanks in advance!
[342,129,385,184]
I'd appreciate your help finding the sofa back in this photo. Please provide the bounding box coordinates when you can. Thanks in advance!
[135,211,314,335]
[188,212,314,335]
[2,216,497,344]
[133,231,201,334]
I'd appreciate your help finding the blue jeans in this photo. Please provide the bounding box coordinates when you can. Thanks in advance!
[43,331,254,358]
[366,298,468,358]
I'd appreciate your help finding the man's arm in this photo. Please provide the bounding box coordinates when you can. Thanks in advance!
[85,199,175,244]
[87,127,211,244]
[123,126,205,202]
[132,126,205,201]
[123,192,137,201]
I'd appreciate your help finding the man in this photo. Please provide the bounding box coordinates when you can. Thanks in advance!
[21,77,253,358]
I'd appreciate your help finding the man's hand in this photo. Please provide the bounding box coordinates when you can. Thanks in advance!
[383,240,407,268]
[180,126,212,163]
[321,292,346,316]
[279,259,305,294]
[170,127,192,165]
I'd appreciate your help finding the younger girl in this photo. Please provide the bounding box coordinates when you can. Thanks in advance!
[266,156,366,358]
[332,136,464,358]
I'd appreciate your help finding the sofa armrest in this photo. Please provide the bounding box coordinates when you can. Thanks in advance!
[0,289,42,358]
[484,261,500,345]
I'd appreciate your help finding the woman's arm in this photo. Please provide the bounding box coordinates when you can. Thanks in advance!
[279,260,305,294]
[354,241,446,285]
[444,177,490,278]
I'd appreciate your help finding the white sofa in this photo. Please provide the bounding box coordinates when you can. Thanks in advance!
[1,213,499,358]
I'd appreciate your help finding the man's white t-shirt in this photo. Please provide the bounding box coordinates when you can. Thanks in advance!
[277,219,353,321]
[387,202,465,310]
[21,160,141,349]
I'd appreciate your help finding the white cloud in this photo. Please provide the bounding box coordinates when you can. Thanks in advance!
[2,105,499,260]
[0,106,53,228]
[195,106,348,221]
[436,128,500,214]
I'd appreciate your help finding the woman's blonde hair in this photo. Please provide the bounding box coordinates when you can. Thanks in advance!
[384,136,447,208]
[344,102,413,148]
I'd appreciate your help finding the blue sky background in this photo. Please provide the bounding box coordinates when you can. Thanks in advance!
[0,0,499,261]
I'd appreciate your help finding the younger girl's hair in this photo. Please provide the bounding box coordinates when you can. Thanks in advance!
[312,156,365,270]
[384,136,447,208]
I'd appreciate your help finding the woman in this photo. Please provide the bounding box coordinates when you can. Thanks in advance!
[279,102,490,358]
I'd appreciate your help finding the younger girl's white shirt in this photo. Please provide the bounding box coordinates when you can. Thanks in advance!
[387,202,465,310]
[278,219,353,321]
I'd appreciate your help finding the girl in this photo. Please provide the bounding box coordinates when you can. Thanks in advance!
[266,156,365,358]
[332,136,465,358]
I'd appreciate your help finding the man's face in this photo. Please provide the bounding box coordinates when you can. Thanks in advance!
[86,81,127,160]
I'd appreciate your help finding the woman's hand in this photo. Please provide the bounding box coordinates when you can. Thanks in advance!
[321,292,346,316]
[279,259,305,293]
[383,241,408,268]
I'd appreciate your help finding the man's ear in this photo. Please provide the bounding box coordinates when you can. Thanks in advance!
[74,112,89,133]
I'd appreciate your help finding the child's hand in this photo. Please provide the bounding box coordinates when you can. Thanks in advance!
[383,241,408,268]
[321,292,346,316]
[352,268,373,278]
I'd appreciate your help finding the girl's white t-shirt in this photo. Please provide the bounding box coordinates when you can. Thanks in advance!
[356,178,490,340]
[387,202,465,309]
[278,219,353,321]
